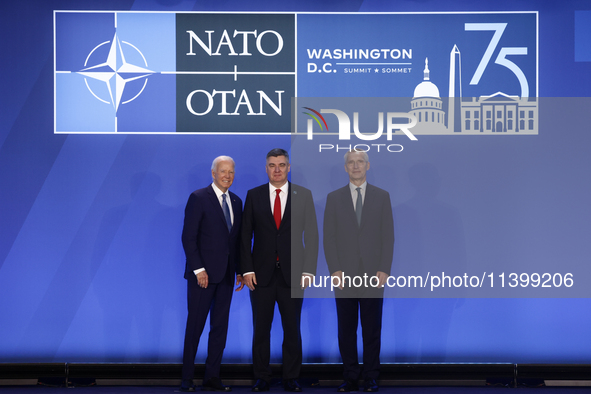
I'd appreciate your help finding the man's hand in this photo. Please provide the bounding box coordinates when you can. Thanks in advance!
[243,273,257,291]
[301,274,314,289]
[196,270,209,289]
[235,274,245,291]
[331,270,344,290]
[376,271,388,288]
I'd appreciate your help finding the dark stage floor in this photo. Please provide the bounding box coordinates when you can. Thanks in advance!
[4,385,591,393]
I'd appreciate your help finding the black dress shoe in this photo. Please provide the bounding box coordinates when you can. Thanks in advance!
[202,377,232,392]
[337,380,358,392]
[252,379,270,392]
[181,379,197,392]
[363,379,378,392]
[283,379,302,392]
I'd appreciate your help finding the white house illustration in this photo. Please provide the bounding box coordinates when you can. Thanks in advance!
[460,92,537,133]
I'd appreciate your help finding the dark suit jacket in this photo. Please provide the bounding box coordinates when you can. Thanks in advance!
[240,182,318,287]
[323,183,394,278]
[182,184,242,283]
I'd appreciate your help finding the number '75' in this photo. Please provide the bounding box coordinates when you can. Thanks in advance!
[465,23,529,98]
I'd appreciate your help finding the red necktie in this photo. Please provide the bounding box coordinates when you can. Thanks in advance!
[274,189,281,229]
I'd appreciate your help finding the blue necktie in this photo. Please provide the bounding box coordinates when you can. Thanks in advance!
[222,194,232,232]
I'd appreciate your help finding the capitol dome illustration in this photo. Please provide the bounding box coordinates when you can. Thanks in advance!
[410,58,447,133]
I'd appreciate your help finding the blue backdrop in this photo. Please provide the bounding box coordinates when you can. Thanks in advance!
[1,0,591,364]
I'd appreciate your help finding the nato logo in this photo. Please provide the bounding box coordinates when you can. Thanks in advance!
[55,12,176,133]
[54,11,295,134]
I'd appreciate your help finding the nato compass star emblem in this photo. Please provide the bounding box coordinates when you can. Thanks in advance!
[78,32,154,112]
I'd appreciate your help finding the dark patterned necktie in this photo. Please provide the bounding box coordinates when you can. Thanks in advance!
[356,187,362,226]
[222,194,232,232]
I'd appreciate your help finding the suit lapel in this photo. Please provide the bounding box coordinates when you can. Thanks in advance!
[230,193,240,216]
[360,184,381,229]
[359,184,371,229]
[229,192,241,235]
[279,182,291,230]
[341,185,359,230]
[259,184,276,228]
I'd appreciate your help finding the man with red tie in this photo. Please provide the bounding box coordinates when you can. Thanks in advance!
[241,148,318,392]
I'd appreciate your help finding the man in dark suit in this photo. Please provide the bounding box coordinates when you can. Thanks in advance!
[181,156,244,392]
[323,150,394,392]
[241,148,318,392]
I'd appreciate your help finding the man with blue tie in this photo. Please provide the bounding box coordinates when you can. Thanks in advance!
[181,156,244,392]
